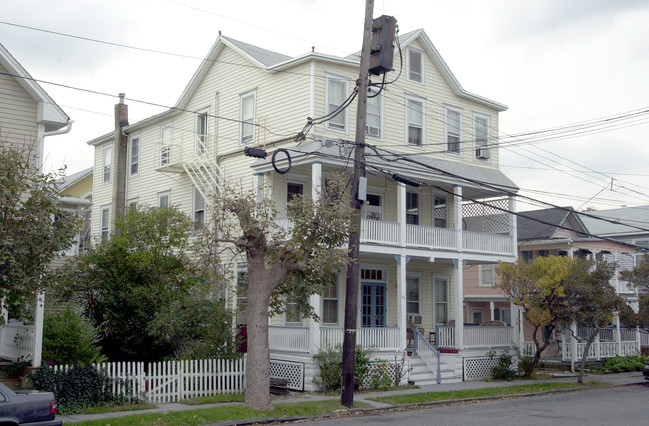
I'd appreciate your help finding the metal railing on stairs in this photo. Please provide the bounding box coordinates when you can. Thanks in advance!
[183,155,221,199]
[413,328,441,384]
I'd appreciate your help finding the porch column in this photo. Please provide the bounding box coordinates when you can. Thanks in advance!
[453,186,464,349]
[594,331,601,359]
[396,253,408,351]
[489,301,495,322]
[570,322,578,372]
[309,162,323,353]
[0,297,7,325]
[397,182,406,246]
[32,292,45,368]
[517,306,524,346]
[508,195,517,257]
[614,312,622,356]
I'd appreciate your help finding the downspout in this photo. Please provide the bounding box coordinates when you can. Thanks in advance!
[37,120,74,171]
[44,120,74,138]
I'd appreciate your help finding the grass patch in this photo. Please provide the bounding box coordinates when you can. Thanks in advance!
[369,382,595,405]
[66,403,156,415]
[72,399,370,425]
[180,393,245,405]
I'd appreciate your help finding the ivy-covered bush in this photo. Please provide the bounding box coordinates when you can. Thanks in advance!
[42,308,106,366]
[30,365,134,413]
[604,355,649,373]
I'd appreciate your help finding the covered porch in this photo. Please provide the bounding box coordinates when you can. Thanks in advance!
[0,293,45,367]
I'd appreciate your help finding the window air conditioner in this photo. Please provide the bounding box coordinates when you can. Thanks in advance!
[407,314,423,326]
[366,125,380,137]
[476,148,490,159]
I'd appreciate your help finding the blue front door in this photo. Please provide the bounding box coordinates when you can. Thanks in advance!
[361,282,386,327]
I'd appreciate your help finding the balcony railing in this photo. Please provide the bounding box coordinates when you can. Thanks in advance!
[436,325,514,348]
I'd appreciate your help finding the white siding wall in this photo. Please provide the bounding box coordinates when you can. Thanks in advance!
[0,62,39,150]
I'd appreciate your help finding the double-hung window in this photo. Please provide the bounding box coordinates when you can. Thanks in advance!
[194,187,205,225]
[406,191,419,225]
[195,110,208,155]
[240,91,255,144]
[479,264,495,286]
[434,276,449,325]
[103,145,112,183]
[474,113,490,160]
[406,96,424,146]
[287,182,303,203]
[160,123,172,166]
[322,280,339,324]
[158,191,170,208]
[434,196,447,228]
[365,193,382,221]
[326,76,348,132]
[366,88,382,138]
[446,106,461,154]
[129,136,139,176]
[100,205,110,242]
[407,48,423,83]
[406,276,420,316]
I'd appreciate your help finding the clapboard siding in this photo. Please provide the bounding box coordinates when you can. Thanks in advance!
[0,62,39,148]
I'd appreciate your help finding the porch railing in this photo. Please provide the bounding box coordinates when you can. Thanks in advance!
[0,322,35,362]
[413,328,441,384]
[320,327,400,351]
[268,326,310,353]
[436,325,514,348]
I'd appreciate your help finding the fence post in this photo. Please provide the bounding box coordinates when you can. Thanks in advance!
[177,360,183,402]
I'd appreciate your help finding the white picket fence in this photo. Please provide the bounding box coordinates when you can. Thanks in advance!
[53,356,246,403]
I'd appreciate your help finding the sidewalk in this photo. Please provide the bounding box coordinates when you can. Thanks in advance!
[57,371,647,424]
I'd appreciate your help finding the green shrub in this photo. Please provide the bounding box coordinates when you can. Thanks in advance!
[488,349,516,381]
[314,345,377,391]
[30,365,134,413]
[42,308,105,366]
[604,355,649,373]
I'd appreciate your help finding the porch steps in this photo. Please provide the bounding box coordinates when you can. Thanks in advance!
[0,361,22,390]
[408,355,461,386]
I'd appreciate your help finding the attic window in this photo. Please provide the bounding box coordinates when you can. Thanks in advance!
[407,48,423,83]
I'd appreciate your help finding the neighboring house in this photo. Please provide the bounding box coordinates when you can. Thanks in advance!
[464,207,641,364]
[54,167,93,265]
[87,29,519,388]
[0,42,72,368]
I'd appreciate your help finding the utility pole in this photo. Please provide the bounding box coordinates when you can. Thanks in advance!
[341,0,374,408]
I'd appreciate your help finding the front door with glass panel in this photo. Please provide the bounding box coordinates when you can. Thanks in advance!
[361,282,386,327]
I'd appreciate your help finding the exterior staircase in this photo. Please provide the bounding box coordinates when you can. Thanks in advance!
[0,359,22,390]
[408,354,462,385]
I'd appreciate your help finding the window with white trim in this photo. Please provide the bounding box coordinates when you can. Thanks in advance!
[406,276,420,316]
[322,280,339,324]
[160,123,172,166]
[194,187,205,225]
[474,113,489,160]
[287,182,303,203]
[326,76,348,132]
[103,145,112,183]
[407,48,423,83]
[195,110,208,155]
[406,96,424,146]
[446,106,462,154]
[434,196,447,228]
[100,205,110,242]
[434,276,448,325]
[471,308,484,324]
[240,91,255,144]
[406,191,419,225]
[236,271,248,327]
[366,88,382,138]
[494,308,511,325]
[479,264,495,286]
[129,136,139,176]
[126,198,138,207]
[365,193,382,221]
[158,191,170,208]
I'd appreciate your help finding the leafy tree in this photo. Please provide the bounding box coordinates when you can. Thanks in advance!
[210,175,353,411]
[620,254,649,332]
[497,256,576,375]
[0,138,78,321]
[53,205,230,362]
[558,260,626,383]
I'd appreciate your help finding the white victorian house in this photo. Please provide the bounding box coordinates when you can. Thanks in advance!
[87,29,520,390]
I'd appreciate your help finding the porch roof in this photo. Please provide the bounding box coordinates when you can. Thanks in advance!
[251,140,518,198]
[464,295,510,302]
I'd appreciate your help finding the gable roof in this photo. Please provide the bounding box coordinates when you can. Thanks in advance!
[580,205,649,237]
[0,42,69,131]
[56,167,93,192]
[516,207,586,241]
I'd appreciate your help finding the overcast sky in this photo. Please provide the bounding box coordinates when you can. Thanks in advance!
[2,0,648,212]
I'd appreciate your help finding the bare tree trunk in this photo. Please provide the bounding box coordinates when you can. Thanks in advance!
[244,255,274,411]
[577,330,599,384]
